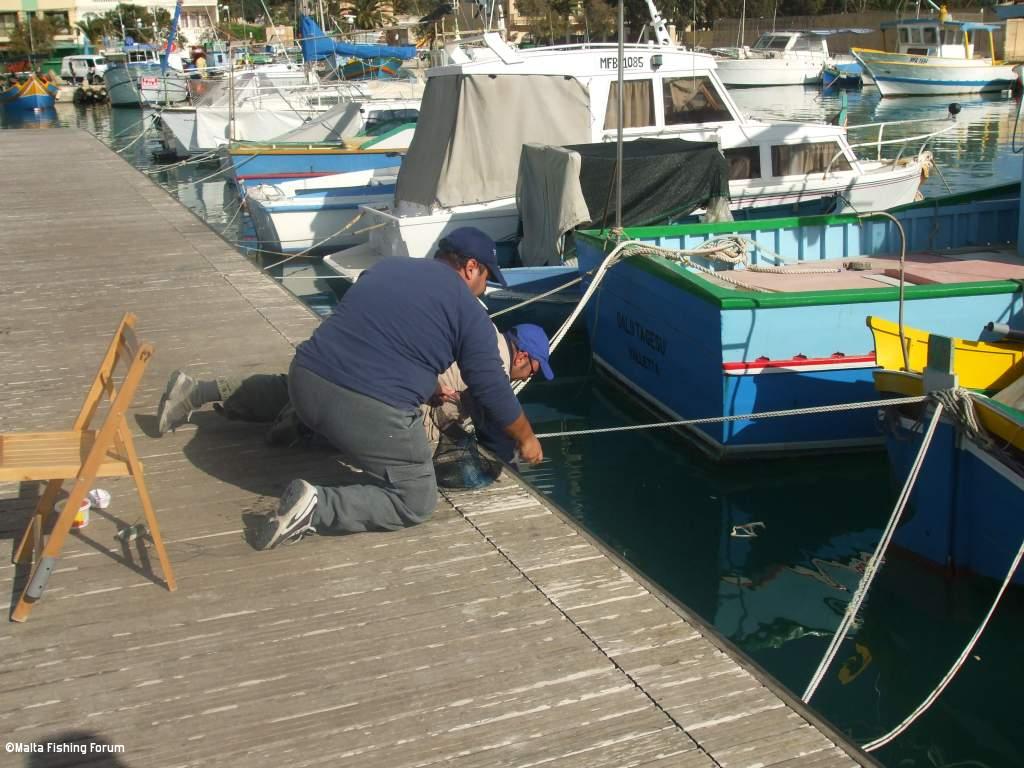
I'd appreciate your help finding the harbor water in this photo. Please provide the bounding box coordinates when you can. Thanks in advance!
[5,86,1023,767]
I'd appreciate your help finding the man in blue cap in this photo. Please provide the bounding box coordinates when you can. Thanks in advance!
[253,227,543,550]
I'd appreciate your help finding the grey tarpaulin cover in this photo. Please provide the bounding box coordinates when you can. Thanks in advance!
[517,138,731,267]
[394,74,592,209]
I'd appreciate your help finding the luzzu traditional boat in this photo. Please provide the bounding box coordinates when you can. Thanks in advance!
[869,316,1024,585]
[573,182,1024,459]
[852,18,1018,96]
[1,74,58,111]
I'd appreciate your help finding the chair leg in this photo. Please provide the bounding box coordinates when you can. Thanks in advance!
[11,482,90,623]
[13,479,64,566]
[133,467,177,593]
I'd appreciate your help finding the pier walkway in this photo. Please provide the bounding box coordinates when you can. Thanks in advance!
[0,129,874,767]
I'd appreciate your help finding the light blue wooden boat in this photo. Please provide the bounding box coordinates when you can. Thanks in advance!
[574,183,1024,459]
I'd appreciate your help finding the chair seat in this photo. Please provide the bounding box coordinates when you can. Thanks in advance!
[0,431,132,482]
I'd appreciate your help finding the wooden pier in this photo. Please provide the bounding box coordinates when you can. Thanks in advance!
[0,129,877,767]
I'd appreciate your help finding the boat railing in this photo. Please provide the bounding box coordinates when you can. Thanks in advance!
[824,115,959,177]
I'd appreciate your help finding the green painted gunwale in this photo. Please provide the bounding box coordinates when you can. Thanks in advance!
[575,182,1023,311]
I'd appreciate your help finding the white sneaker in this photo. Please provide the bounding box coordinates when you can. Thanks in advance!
[255,479,318,550]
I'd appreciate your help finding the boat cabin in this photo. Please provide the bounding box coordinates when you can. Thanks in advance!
[394,35,858,213]
[749,31,829,58]
[881,18,1001,60]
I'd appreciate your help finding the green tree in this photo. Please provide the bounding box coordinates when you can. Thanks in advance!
[581,0,616,41]
[342,0,396,29]
[75,15,115,48]
[6,16,56,59]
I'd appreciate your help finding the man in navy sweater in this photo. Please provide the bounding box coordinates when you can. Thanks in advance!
[254,227,544,550]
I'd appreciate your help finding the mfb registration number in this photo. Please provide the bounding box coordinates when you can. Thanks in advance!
[599,56,645,69]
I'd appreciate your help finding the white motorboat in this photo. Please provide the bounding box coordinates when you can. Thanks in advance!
[245,167,400,255]
[712,30,832,87]
[853,18,1018,96]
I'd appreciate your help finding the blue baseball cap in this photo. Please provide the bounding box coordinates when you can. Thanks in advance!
[510,324,554,380]
[438,227,508,288]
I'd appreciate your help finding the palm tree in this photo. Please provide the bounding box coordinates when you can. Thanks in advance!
[342,0,395,30]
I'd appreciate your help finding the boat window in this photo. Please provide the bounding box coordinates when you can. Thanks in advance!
[910,27,923,44]
[755,35,790,51]
[923,27,938,45]
[604,80,655,129]
[662,76,733,124]
[899,27,909,43]
[791,35,820,52]
[723,146,761,180]
[771,142,851,176]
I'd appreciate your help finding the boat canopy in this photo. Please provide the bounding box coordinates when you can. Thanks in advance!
[516,139,730,267]
[880,19,1003,32]
[298,16,417,63]
[395,73,591,209]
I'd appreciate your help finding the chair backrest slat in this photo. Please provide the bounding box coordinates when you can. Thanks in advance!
[74,313,139,432]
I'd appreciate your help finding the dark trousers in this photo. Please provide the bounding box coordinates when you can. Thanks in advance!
[288,361,437,533]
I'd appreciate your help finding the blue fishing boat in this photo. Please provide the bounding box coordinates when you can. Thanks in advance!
[1,74,58,111]
[574,183,1024,459]
[822,61,864,90]
[869,317,1024,585]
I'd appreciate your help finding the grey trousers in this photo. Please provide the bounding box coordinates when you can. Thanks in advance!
[288,361,437,533]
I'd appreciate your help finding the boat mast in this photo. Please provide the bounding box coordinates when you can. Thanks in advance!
[615,0,623,230]
[642,0,672,46]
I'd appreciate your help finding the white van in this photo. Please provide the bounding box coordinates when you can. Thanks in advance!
[60,55,108,83]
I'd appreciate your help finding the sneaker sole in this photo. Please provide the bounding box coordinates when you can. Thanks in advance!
[157,370,193,436]
[258,483,318,551]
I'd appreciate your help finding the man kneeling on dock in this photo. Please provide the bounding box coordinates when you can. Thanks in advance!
[157,227,547,549]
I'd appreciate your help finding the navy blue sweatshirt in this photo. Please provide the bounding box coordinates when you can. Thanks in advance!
[294,257,522,428]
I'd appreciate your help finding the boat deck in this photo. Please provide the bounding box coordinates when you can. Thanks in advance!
[703,247,1024,293]
[0,128,876,767]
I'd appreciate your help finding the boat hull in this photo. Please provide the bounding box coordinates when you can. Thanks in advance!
[885,410,1024,586]
[715,56,824,87]
[853,50,1018,96]
[246,185,396,255]
[1,76,58,111]
[574,190,1024,458]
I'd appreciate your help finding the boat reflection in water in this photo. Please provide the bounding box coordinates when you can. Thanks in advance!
[0,106,58,129]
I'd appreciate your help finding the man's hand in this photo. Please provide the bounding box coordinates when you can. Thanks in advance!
[516,435,543,465]
[503,412,543,465]
[428,385,460,407]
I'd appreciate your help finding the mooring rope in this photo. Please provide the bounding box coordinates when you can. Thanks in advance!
[863,534,1024,752]
[260,210,368,270]
[114,113,158,155]
[801,399,945,704]
[532,395,928,440]
[488,276,583,320]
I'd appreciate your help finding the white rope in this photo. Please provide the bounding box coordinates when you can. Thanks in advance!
[114,114,157,155]
[488,276,583,319]
[145,150,220,173]
[801,400,946,703]
[863,535,1024,751]
[533,395,929,439]
[513,234,638,396]
[261,210,367,270]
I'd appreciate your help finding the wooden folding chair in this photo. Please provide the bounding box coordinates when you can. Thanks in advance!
[2,312,176,623]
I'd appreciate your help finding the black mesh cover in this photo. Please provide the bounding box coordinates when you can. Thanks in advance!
[565,138,731,229]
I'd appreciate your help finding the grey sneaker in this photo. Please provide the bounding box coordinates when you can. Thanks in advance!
[255,479,318,550]
[157,370,198,435]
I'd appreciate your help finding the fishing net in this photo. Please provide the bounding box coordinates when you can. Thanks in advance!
[433,426,503,489]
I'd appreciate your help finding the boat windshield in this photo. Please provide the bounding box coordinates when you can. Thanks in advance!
[752,35,790,51]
